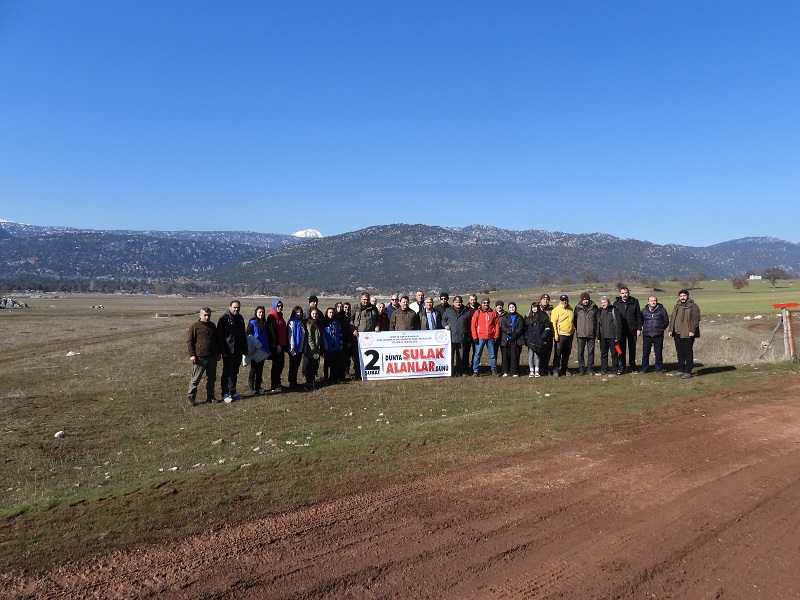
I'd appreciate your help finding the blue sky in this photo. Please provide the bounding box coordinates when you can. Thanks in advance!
[1,1,798,246]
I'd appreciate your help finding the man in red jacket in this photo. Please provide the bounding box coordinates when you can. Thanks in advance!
[471,298,499,377]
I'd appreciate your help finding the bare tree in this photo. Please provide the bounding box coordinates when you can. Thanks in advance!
[579,268,599,284]
[762,267,790,288]
[688,272,707,289]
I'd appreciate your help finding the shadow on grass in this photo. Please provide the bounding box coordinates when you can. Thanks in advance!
[696,365,737,376]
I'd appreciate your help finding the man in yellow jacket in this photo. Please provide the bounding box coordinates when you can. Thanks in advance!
[551,294,576,377]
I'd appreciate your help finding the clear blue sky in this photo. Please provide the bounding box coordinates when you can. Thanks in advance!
[1,1,798,246]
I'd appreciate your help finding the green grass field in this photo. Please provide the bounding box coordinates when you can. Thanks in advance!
[1,284,798,574]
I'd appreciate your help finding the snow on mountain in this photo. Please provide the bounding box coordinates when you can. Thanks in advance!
[292,229,323,238]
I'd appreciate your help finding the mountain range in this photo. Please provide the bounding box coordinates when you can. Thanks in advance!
[1,220,797,294]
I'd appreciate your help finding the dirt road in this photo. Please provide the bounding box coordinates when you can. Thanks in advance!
[8,395,800,599]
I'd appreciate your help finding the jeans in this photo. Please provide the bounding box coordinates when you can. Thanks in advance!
[528,348,545,373]
[472,338,497,373]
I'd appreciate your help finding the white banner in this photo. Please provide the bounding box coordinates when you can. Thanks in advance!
[356,330,452,380]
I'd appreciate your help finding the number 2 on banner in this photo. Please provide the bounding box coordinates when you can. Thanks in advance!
[364,350,379,371]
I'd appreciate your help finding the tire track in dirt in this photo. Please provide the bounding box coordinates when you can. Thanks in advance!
[5,397,800,599]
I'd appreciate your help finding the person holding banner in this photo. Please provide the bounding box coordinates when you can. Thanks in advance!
[352,293,380,335]
[471,298,499,377]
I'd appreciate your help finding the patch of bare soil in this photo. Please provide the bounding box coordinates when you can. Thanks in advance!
[6,394,800,599]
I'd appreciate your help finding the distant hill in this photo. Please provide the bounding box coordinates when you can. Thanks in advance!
[0,220,295,249]
[0,220,797,293]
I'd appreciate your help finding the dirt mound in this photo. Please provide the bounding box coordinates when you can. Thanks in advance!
[7,395,800,599]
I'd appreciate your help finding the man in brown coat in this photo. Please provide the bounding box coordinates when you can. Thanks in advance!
[187,307,220,405]
[667,289,701,378]
[390,296,420,331]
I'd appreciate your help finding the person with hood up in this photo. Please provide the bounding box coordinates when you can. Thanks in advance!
[499,301,525,377]
[266,299,289,393]
[245,305,270,395]
[573,292,599,375]
[323,307,343,383]
[641,295,670,374]
[287,306,307,389]
[667,290,701,378]
[524,302,552,378]
[217,299,247,402]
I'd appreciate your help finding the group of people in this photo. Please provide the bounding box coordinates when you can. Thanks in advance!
[186,288,701,405]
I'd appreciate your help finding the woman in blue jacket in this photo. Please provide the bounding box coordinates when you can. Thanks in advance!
[287,306,307,389]
[323,307,343,383]
[246,306,269,394]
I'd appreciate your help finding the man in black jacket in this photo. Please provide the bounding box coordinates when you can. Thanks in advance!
[443,296,472,377]
[613,287,643,374]
[217,300,247,402]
